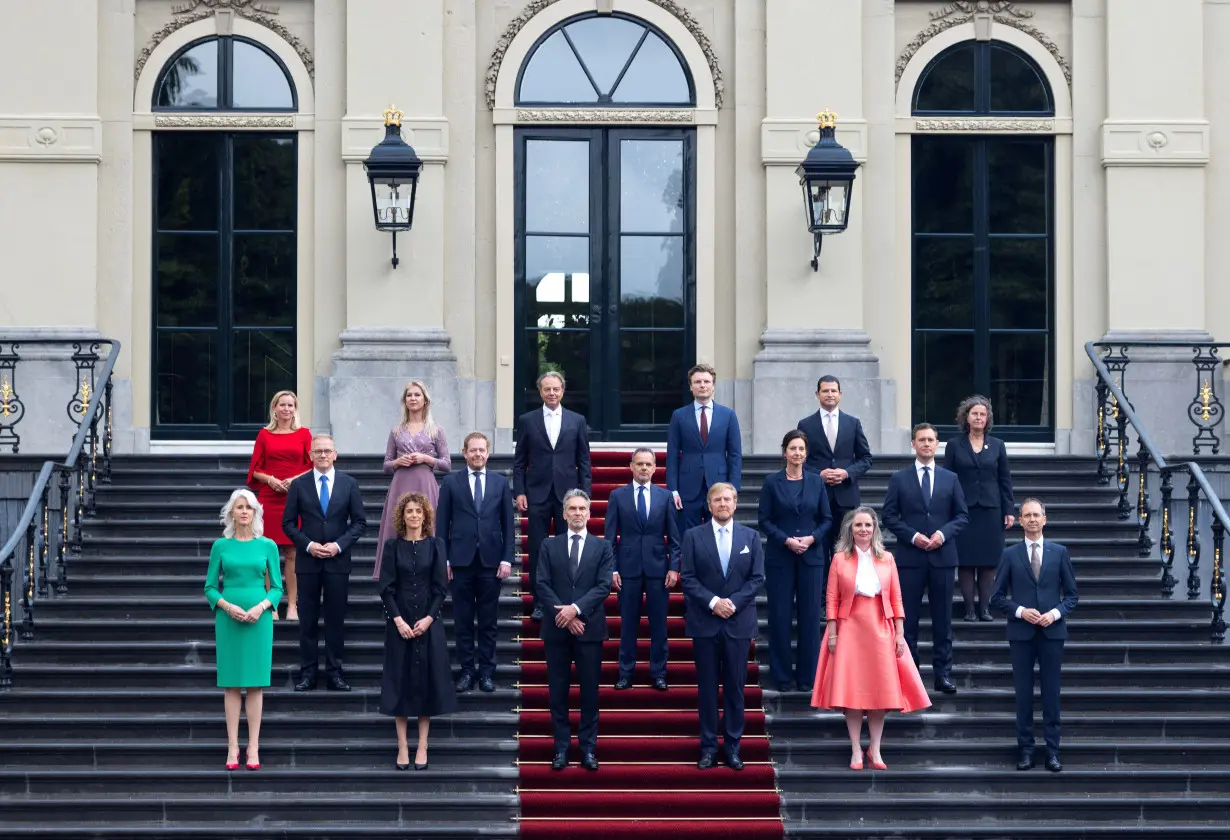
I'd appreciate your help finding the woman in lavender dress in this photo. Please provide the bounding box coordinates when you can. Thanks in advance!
[373,380,451,579]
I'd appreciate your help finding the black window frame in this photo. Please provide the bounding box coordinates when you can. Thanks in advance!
[913,40,1053,117]
[153,35,298,113]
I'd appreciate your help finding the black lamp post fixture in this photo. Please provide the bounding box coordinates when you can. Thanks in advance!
[364,105,422,269]
[796,109,860,271]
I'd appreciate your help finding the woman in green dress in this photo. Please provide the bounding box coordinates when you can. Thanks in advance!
[204,488,283,771]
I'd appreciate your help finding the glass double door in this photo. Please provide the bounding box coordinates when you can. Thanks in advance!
[515,128,695,440]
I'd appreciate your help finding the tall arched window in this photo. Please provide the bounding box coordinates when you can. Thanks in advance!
[514,14,695,439]
[152,36,297,439]
[911,41,1054,441]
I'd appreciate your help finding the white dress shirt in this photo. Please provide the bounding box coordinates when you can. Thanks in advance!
[821,408,840,448]
[543,405,562,448]
[707,518,737,614]
[312,467,336,501]
[911,459,943,546]
[853,546,881,597]
[566,528,587,613]
[632,480,652,516]
[1015,536,1062,623]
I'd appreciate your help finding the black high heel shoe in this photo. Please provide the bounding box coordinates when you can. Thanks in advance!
[396,762,409,771]
[414,761,428,771]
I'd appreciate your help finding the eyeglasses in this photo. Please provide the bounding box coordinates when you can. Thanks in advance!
[312,449,335,455]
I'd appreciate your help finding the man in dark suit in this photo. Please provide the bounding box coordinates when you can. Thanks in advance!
[514,370,592,623]
[991,498,1079,773]
[681,483,765,771]
[282,433,367,692]
[437,431,514,694]
[881,422,969,694]
[667,364,742,531]
[605,448,680,692]
[537,489,614,772]
[797,375,873,561]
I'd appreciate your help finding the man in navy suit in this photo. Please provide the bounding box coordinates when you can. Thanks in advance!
[667,364,742,531]
[537,490,614,772]
[881,423,969,694]
[606,448,680,692]
[991,498,1078,773]
[437,432,514,694]
[681,483,764,771]
[513,371,592,622]
[796,375,873,561]
[282,434,367,692]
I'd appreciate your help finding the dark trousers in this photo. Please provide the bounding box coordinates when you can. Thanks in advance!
[297,570,349,681]
[898,563,955,678]
[678,490,710,532]
[821,499,851,596]
[450,564,502,679]
[693,632,750,754]
[544,635,603,753]
[526,499,566,606]
[1010,636,1065,753]
[617,573,670,679]
[765,560,826,687]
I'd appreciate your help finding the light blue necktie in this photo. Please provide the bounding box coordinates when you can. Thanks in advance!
[718,526,730,577]
[319,475,330,514]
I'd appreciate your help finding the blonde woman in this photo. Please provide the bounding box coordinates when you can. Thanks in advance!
[204,488,282,770]
[374,381,451,578]
[246,390,312,620]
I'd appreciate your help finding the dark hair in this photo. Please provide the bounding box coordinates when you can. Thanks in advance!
[911,422,937,440]
[955,394,994,433]
[815,375,842,392]
[688,364,717,383]
[781,429,808,454]
[1019,497,1046,516]
[393,492,435,538]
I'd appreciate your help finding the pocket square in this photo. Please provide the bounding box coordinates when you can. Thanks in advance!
[740,546,750,554]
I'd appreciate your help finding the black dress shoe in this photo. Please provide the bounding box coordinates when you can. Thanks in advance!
[293,677,317,692]
[1016,749,1035,771]
[326,676,351,692]
[933,676,957,694]
[415,762,429,771]
[697,752,718,770]
[614,676,633,690]
[651,675,669,692]
[724,749,744,771]
[979,610,994,622]
[580,751,599,771]
[455,672,475,692]
[550,751,569,771]
[530,605,544,622]
[1045,753,1063,773]
[962,608,979,622]
[778,680,796,693]
[478,676,496,693]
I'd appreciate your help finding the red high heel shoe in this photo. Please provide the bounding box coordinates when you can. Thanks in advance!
[245,750,260,771]
[849,752,864,771]
[866,750,887,771]
[226,750,240,771]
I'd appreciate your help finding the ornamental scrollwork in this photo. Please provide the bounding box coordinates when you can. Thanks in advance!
[154,115,295,128]
[515,108,693,123]
[485,0,724,110]
[914,118,1054,132]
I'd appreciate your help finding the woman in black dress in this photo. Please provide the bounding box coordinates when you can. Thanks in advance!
[378,491,458,770]
[944,395,1015,621]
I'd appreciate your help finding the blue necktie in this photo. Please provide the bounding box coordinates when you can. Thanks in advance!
[718,527,730,577]
[637,484,648,525]
[319,475,330,514]
[920,466,932,508]
[472,472,484,510]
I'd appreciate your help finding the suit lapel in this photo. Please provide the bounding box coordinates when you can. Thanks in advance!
[782,474,803,514]
[571,535,595,584]
[533,410,553,451]
[323,472,340,515]
[699,524,721,576]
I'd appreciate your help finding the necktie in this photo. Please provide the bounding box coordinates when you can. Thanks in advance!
[1030,543,1042,581]
[319,475,330,514]
[570,534,582,572]
[699,405,709,445]
[637,484,648,525]
[920,466,931,508]
[718,526,730,576]
[472,472,484,510]
[825,413,837,451]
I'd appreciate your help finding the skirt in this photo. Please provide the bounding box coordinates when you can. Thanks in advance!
[811,593,931,713]
[957,506,1007,568]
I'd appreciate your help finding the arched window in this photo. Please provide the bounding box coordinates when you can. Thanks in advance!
[516,14,694,106]
[910,41,1054,441]
[151,36,298,439]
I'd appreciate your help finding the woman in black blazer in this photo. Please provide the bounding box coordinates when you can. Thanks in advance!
[757,429,834,692]
[943,395,1015,621]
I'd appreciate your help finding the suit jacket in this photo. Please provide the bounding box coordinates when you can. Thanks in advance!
[797,410,873,509]
[536,533,614,644]
[825,550,906,621]
[282,469,367,575]
[991,540,1079,641]
[757,470,833,568]
[604,482,681,578]
[681,522,764,639]
[512,407,592,506]
[435,469,515,569]
[943,434,1015,514]
[881,464,969,569]
[666,403,743,503]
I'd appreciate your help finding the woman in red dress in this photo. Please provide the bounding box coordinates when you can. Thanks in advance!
[812,506,930,770]
[246,390,313,620]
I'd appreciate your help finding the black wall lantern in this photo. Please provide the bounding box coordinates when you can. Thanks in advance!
[364,106,422,269]
[796,110,860,271]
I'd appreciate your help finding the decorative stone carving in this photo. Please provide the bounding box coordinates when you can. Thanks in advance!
[34,128,59,146]
[896,1,1071,88]
[154,115,295,127]
[485,0,723,110]
[515,108,693,123]
[915,118,1054,132]
[135,0,314,85]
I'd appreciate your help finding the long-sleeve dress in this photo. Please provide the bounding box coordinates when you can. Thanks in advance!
[373,426,451,578]
[204,537,283,688]
[246,427,313,546]
[378,537,459,718]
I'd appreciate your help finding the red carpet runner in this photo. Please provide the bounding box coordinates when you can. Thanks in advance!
[516,451,783,839]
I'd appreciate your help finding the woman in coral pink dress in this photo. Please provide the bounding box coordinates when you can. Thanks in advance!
[812,506,930,770]
[246,390,313,620]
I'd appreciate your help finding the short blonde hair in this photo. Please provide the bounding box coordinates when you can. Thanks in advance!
[706,482,738,503]
[264,390,302,432]
[220,488,265,539]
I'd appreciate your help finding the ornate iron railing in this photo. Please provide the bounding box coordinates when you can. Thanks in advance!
[0,339,120,688]
[1087,341,1227,643]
